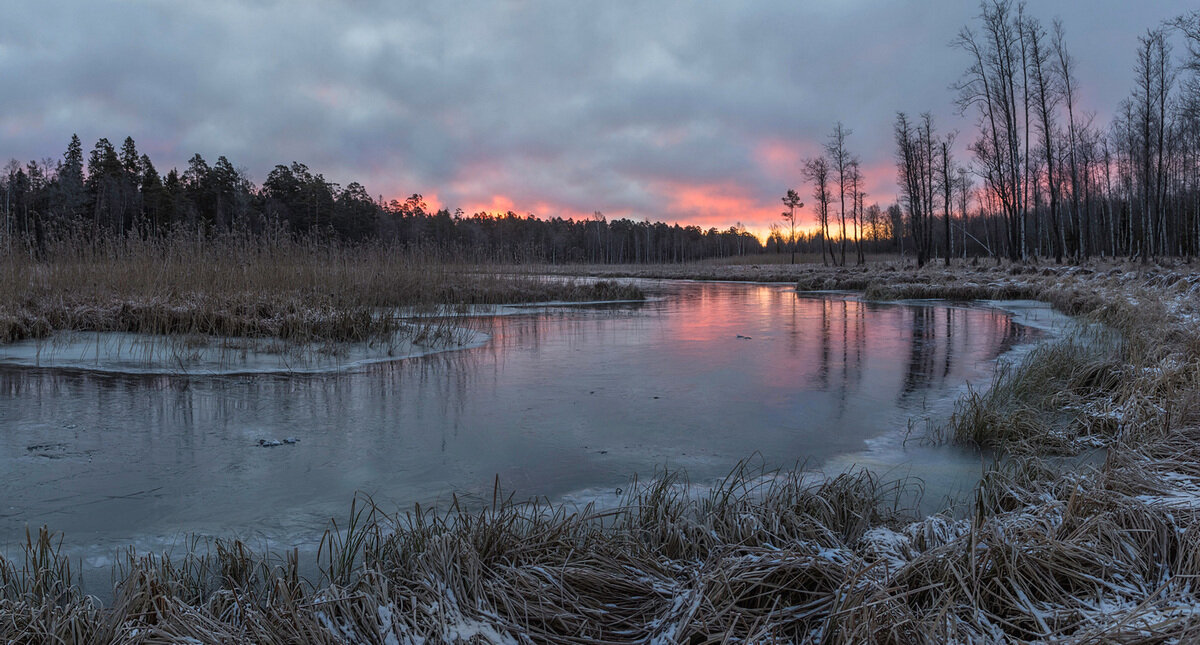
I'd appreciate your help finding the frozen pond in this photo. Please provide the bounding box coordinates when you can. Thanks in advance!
[0,280,1064,579]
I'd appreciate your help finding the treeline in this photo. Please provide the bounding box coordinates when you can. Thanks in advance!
[791,3,1200,266]
[0,137,762,263]
[764,203,902,257]
[941,2,1200,263]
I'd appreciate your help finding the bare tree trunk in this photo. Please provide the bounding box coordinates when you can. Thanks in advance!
[941,141,953,266]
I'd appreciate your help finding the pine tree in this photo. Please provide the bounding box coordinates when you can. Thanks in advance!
[120,137,141,179]
[56,134,87,219]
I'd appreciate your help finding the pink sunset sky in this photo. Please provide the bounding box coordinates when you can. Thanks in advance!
[2,1,1195,239]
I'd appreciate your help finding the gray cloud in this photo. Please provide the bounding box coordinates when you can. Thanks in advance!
[0,0,1194,229]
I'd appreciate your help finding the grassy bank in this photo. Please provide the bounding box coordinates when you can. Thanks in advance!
[4,259,1200,642]
[799,261,1200,456]
[6,447,1200,643]
[0,233,644,346]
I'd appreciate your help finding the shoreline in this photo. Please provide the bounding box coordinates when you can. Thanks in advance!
[11,289,1047,578]
[3,260,1199,642]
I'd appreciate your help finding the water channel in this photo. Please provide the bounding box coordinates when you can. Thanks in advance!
[0,280,1065,581]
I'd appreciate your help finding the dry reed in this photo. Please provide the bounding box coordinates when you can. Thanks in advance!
[0,230,645,347]
[7,444,1200,643]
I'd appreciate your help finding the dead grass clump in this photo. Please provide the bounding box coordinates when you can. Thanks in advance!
[863,281,1040,301]
[943,330,1124,452]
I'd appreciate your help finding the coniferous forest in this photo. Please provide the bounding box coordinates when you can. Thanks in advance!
[0,135,763,263]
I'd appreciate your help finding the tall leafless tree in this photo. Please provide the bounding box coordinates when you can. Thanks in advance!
[825,122,853,266]
[849,159,866,265]
[1026,15,1064,262]
[954,0,1029,261]
[803,156,833,266]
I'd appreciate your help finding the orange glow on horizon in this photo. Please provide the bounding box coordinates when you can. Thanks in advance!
[376,133,906,238]
[381,185,828,243]
[655,179,820,232]
[423,192,444,212]
[381,162,902,242]
[461,194,516,215]
[378,188,892,244]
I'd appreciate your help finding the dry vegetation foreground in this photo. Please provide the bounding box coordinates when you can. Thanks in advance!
[6,258,1200,642]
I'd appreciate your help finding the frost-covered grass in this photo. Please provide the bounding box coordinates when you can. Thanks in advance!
[943,329,1125,452]
[8,449,1200,643]
[0,231,644,347]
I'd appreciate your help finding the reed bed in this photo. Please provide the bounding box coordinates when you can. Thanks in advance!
[0,231,645,347]
[6,444,1200,643]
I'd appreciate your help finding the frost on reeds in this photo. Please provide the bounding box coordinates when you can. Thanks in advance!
[0,230,645,347]
[8,451,1200,643]
[944,329,1126,452]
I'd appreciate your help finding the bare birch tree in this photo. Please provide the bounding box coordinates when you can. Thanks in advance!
[825,123,853,266]
[803,156,833,266]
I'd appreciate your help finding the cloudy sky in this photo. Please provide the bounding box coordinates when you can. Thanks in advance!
[0,1,1194,234]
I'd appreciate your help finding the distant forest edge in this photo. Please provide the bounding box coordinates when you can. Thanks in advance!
[2,4,1199,265]
[0,137,763,264]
